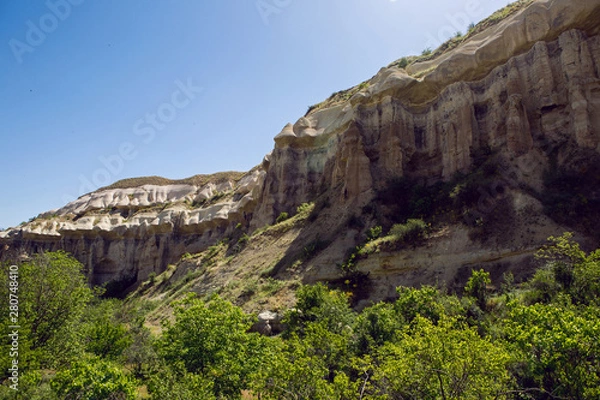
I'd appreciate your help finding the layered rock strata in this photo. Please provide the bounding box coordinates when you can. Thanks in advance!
[2,0,600,290]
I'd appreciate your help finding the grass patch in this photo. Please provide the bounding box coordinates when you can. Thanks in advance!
[261,277,285,296]
[99,171,245,191]
[306,81,370,115]
[253,203,315,237]
[388,0,534,73]
[166,269,204,297]
[180,252,198,261]
[199,241,228,266]
[412,65,437,79]
[358,219,429,257]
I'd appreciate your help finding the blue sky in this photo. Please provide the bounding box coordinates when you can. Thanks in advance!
[0,0,509,229]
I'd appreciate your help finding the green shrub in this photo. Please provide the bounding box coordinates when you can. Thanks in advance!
[275,212,289,224]
[82,301,133,361]
[354,302,402,354]
[157,295,265,398]
[504,302,600,398]
[397,57,409,68]
[395,286,446,324]
[0,252,94,374]
[149,366,216,400]
[284,283,355,337]
[375,316,513,399]
[464,269,492,310]
[528,233,600,306]
[261,277,284,296]
[296,202,314,215]
[51,357,138,400]
[233,234,250,253]
[202,243,224,265]
[389,219,427,243]
[367,226,382,241]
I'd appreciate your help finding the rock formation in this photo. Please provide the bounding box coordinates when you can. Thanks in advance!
[0,171,265,289]
[2,0,600,297]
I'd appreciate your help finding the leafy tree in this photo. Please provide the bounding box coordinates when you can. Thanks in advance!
[0,370,59,400]
[354,302,402,354]
[525,266,561,304]
[123,321,158,379]
[374,316,513,399]
[329,356,387,400]
[84,312,132,360]
[279,284,357,385]
[157,294,265,398]
[20,252,93,350]
[51,357,138,400]
[464,269,492,310]
[504,301,600,399]
[284,283,355,337]
[573,251,600,306]
[0,252,93,376]
[249,335,337,400]
[529,233,600,305]
[394,285,447,324]
[302,320,353,381]
[148,363,216,400]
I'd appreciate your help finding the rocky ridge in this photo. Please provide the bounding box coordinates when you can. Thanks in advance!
[2,0,600,301]
[1,170,265,288]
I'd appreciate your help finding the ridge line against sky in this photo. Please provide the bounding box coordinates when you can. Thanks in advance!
[0,0,510,229]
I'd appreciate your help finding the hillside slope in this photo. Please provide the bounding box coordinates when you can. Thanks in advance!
[2,0,600,307]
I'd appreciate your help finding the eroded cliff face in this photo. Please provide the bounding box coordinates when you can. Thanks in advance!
[2,0,600,294]
[256,0,600,226]
[0,170,265,289]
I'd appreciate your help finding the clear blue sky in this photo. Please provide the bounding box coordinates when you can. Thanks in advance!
[0,0,509,229]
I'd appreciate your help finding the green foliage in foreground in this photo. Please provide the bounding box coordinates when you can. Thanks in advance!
[1,232,600,399]
[157,294,267,398]
[51,357,138,400]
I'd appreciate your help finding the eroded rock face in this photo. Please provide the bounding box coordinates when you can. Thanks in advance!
[2,0,600,292]
[255,19,600,224]
[0,169,266,288]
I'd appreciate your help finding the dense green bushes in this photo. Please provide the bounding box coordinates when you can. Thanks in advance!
[157,294,266,398]
[2,233,600,399]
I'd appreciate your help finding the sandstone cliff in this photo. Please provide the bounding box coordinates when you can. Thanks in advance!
[1,170,265,291]
[2,0,600,302]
